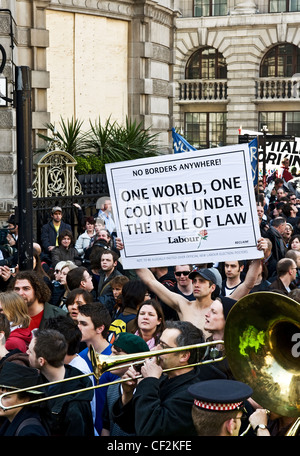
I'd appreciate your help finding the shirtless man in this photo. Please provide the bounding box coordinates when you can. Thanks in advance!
[136,238,268,338]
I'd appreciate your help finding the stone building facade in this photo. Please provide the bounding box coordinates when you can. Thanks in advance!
[174,0,300,148]
[0,0,300,216]
[0,0,177,216]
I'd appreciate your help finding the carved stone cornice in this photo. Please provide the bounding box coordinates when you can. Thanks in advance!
[47,0,175,25]
[48,0,135,20]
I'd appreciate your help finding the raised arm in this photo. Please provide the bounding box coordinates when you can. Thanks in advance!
[230,237,268,301]
[135,268,187,314]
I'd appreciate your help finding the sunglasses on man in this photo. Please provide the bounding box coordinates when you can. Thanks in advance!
[175,271,190,277]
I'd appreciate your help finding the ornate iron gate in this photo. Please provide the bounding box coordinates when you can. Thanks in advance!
[32,148,109,243]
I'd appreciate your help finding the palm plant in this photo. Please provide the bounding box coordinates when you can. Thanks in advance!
[85,116,160,164]
[111,117,160,160]
[37,116,86,156]
[84,116,117,162]
[37,115,161,174]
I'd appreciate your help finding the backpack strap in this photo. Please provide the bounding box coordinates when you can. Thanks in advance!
[15,417,44,436]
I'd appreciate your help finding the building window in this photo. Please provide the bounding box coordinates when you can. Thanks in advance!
[185,47,227,79]
[259,111,300,136]
[269,0,300,12]
[185,112,227,149]
[260,44,300,77]
[194,0,227,16]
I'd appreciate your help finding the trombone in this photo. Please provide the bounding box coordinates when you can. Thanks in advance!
[0,339,225,410]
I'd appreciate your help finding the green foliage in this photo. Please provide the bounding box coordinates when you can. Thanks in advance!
[88,155,106,174]
[74,156,92,175]
[37,116,86,156]
[38,115,160,174]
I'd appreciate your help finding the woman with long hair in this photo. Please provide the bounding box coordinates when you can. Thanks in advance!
[132,299,165,349]
[0,291,32,352]
[57,261,78,310]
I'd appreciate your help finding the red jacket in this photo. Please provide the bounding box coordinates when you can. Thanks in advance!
[278,166,293,182]
[5,327,32,353]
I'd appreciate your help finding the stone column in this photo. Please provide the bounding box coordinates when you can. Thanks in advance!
[128,0,175,151]
[231,0,258,14]
[30,0,51,149]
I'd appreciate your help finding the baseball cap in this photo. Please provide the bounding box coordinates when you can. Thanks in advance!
[189,267,218,284]
[52,206,62,213]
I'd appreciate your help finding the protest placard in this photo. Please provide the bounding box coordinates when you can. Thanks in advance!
[106,143,262,269]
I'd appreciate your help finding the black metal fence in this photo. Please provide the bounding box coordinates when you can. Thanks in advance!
[33,174,109,244]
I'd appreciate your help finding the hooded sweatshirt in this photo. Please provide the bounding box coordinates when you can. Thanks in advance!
[5,326,32,353]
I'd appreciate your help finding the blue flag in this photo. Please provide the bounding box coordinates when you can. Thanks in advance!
[249,137,258,186]
[172,128,258,186]
[172,128,197,153]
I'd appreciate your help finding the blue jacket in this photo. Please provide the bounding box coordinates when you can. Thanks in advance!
[41,220,72,252]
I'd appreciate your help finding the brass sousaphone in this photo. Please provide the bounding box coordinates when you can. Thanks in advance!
[224,291,300,433]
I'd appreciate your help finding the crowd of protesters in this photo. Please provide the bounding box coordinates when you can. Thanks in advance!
[0,176,299,437]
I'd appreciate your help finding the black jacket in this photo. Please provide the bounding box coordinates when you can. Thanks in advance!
[40,364,94,436]
[0,406,49,436]
[264,226,286,262]
[39,302,67,329]
[112,368,201,436]
[51,245,81,268]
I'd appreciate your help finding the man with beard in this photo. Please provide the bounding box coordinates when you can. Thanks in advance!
[10,270,65,330]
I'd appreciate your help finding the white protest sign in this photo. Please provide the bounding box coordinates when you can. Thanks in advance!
[106,143,262,269]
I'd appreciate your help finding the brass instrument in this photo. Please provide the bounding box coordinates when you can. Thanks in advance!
[89,340,225,380]
[0,340,225,410]
[224,291,300,436]
[1,290,299,436]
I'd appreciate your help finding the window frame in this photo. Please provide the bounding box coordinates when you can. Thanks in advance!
[269,0,300,12]
[184,112,227,149]
[258,111,300,136]
[260,44,300,77]
[194,0,228,17]
[185,47,227,80]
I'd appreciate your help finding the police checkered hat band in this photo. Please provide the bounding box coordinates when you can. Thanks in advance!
[194,399,243,411]
[188,379,253,412]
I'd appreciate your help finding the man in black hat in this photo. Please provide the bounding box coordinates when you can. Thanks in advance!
[0,362,49,436]
[188,379,253,436]
[136,236,267,338]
